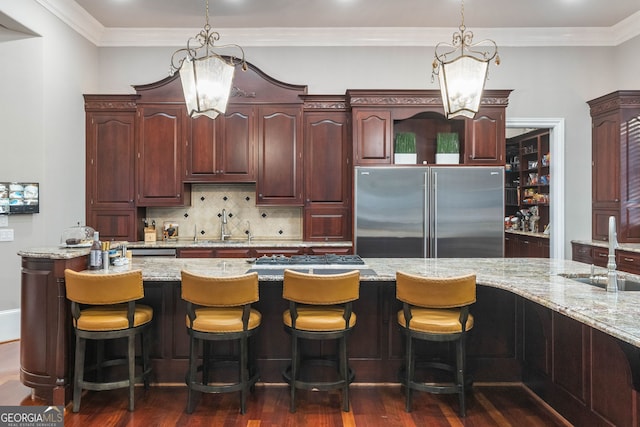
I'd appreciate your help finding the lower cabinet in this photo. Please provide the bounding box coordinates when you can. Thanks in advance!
[523,300,640,427]
[572,242,640,272]
[505,232,549,258]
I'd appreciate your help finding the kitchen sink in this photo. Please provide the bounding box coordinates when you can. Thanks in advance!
[561,275,640,291]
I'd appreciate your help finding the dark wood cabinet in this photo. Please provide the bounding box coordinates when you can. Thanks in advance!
[302,97,352,241]
[352,108,392,165]
[186,105,255,182]
[505,232,549,258]
[84,95,144,242]
[20,255,88,405]
[256,105,304,205]
[347,90,510,167]
[523,300,640,427]
[176,248,215,258]
[464,106,505,165]
[136,104,190,206]
[588,91,640,242]
[616,251,640,275]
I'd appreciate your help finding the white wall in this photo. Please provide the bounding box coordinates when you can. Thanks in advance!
[0,0,98,340]
[0,0,638,340]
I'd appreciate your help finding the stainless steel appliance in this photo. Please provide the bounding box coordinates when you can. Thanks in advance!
[354,166,504,258]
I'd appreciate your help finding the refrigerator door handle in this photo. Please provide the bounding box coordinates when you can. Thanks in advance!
[432,171,437,258]
[424,171,429,257]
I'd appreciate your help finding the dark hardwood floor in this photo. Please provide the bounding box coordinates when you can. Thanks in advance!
[1,340,570,426]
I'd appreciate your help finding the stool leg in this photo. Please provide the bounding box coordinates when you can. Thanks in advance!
[456,337,467,417]
[127,334,135,411]
[72,335,85,413]
[96,339,104,383]
[186,335,199,414]
[240,336,248,414]
[340,336,350,412]
[142,329,151,389]
[405,333,414,412]
[289,334,299,413]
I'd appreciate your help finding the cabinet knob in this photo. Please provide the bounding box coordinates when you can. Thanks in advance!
[624,257,634,262]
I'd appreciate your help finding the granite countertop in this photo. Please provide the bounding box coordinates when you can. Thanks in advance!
[16,246,640,349]
[17,239,352,259]
[505,230,550,239]
[76,256,638,349]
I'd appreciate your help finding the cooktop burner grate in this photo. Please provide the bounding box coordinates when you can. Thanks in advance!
[254,254,364,266]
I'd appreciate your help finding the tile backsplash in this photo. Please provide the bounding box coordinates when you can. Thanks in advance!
[147,184,302,241]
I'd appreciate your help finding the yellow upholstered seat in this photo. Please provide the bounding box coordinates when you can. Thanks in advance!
[282,269,360,413]
[181,270,261,414]
[64,269,153,413]
[76,304,153,331]
[396,271,476,417]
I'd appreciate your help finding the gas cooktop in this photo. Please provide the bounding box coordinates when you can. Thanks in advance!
[254,254,365,266]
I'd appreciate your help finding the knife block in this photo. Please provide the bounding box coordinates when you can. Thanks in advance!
[144,227,156,243]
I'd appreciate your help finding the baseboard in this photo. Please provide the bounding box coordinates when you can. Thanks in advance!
[0,309,20,343]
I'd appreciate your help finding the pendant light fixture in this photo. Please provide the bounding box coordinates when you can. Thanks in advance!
[170,0,247,120]
[432,0,500,119]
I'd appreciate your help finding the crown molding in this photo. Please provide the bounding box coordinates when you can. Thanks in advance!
[37,0,640,48]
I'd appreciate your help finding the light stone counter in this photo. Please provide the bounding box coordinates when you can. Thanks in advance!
[15,248,640,350]
[81,256,639,350]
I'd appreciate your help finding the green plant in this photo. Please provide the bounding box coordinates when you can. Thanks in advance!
[394,132,416,153]
[436,133,460,153]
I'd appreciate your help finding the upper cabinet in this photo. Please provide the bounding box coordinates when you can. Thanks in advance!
[464,106,505,165]
[347,90,511,166]
[84,95,144,242]
[136,103,190,206]
[588,91,640,242]
[186,105,255,182]
[352,109,392,164]
[256,105,304,206]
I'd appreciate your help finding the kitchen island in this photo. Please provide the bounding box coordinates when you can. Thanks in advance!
[18,249,640,426]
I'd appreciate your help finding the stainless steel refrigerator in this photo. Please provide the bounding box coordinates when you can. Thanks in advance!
[354,166,504,258]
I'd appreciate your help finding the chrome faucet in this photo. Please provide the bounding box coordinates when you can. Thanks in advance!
[606,216,618,292]
[246,220,252,242]
[221,209,231,241]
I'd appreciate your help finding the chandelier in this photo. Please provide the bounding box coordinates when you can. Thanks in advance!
[170,0,247,120]
[432,0,500,119]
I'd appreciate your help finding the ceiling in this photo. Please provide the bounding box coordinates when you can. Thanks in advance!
[14,0,640,46]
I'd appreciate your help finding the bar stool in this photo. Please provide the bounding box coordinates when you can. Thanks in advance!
[181,271,261,414]
[396,271,476,417]
[64,269,153,412]
[282,269,360,413]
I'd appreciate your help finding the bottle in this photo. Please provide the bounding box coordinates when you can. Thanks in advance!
[88,231,102,270]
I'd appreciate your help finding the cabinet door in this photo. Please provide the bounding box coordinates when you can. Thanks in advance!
[571,243,593,264]
[304,112,350,206]
[353,109,392,165]
[89,209,141,242]
[592,112,620,241]
[86,112,136,210]
[137,105,189,206]
[504,234,518,257]
[186,105,255,182]
[464,107,505,165]
[304,207,351,242]
[218,105,255,181]
[256,105,303,205]
[186,114,219,180]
